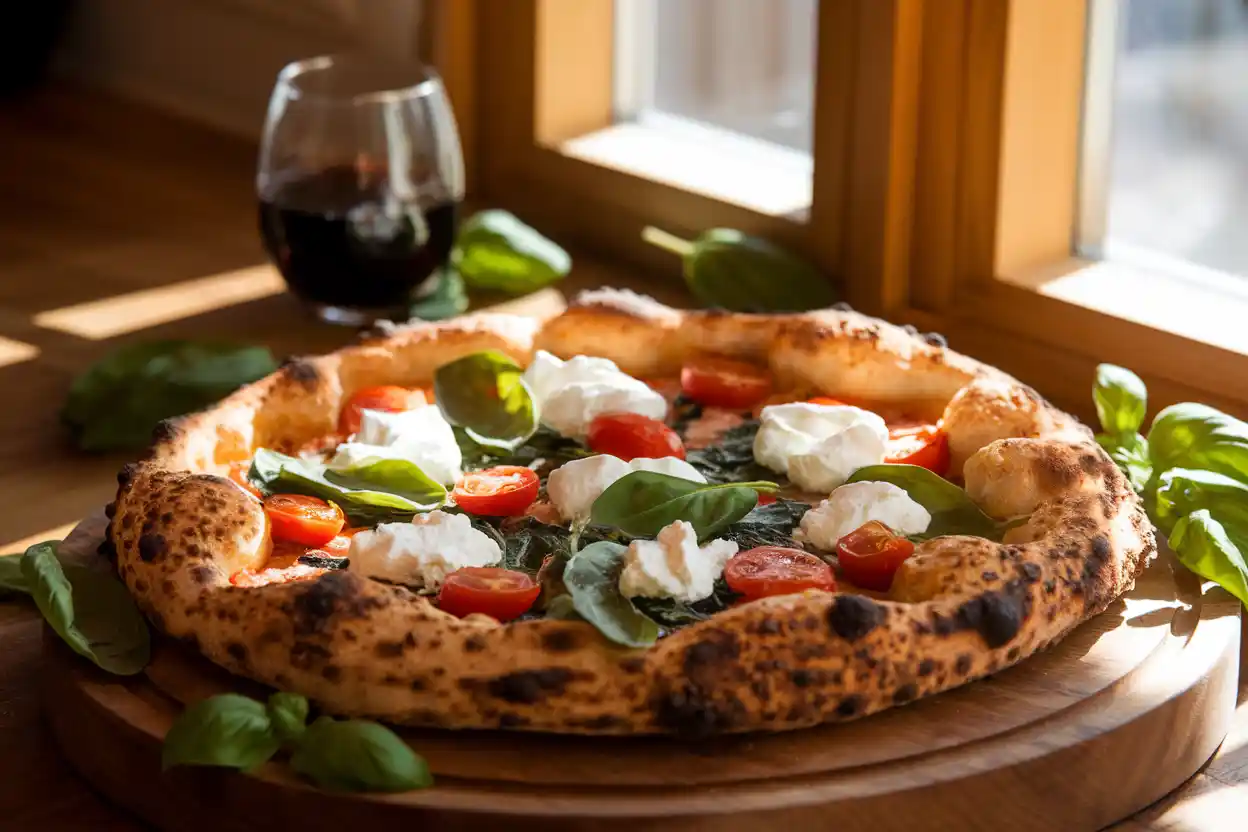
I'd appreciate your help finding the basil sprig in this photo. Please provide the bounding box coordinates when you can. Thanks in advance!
[163,691,432,793]
[590,471,777,542]
[846,464,1006,540]
[563,541,659,648]
[22,541,150,675]
[434,350,539,451]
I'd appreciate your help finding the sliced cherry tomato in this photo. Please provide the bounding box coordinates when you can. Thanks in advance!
[452,466,540,516]
[338,385,423,436]
[586,412,685,461]
[724,546,837,600]
[807,396,849,407]
[227,461,261,498]
[307,527,363,559]
[835,520,916,592]
[885,425,950,476]
[756,492,778,506]
[263,494,345,547]
[680,356,773,410]
[437,567,540,621]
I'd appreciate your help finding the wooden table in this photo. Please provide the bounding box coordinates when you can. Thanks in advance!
[0,84,1244,831]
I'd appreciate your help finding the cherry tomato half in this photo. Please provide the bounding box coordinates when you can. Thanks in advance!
[452,466,541,516]
[807,396,849,407]
[437,567,541,621]
[338,385,423,436]
[885,425,950,476]
[263,494,345,547]
[227,461,262,498]
[835,520,916,592]
[587,412,685,461]
[680,356,773,410]
[305,527,364,559]
[724,546,837,600]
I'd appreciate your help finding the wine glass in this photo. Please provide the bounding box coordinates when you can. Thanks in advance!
[257,54,465,326]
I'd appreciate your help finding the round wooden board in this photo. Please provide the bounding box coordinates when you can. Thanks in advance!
[43,515,1242,832]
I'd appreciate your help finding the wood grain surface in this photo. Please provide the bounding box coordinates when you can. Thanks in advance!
[0,82,1245,831]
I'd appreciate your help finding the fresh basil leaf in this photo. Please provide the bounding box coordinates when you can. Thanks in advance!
[22,542,150,675]
[0,553,28,597]
[591,471,775,542]
[250,449,446,525]
[1097,431,1152,494]
[409,267,469,321]
[1153,468,1248,537]
[266,692,310,743]
[434,350,538,450]
[61,340,277,452]
[453,209,571,294]
[685,420,780,484]
[1093,364,1148,435]
[563,541,658,648]
[290,716,432,793]
[162,693,282,772]
[847,464,1003,539]
[719,498,810,550]
[1148,403,1248,486]
[1168,509,1248,607]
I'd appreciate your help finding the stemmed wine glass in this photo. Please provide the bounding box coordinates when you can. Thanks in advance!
[257,54,465,326]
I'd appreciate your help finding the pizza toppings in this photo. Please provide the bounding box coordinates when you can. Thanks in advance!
[228,461,261,498]
[586,412,685,461]
[327,405,463,485]
[264,494,346,547]
[618,520,738,603]
[835,521,916,591]
[521,350,666,438]
[799,481,930,551]
[546,454,705,521]
[436,567,540,621]
[680,355,773,410]
[347,510,502,589]
[338,385,424,436]
[724,546,836,600]
[885,424,951,476]
[753,402,890,492]
[451,466,540,516]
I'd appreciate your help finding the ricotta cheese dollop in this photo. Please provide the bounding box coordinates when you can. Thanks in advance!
[618,520,739,602]
[753,402,889,493]
[347,510,501,589]
[328,405,463,485]
[522,350,666,439]
[546,454,707,521]
[799,481,931,551]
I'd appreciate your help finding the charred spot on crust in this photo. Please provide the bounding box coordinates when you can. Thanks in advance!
[375,640,407,658]
[486,668,575,704]
[281,357,322,387]
[981,570,999,583]
[288,572,382,637]
[791,669,814,688]
[893,683,918,704]
[290,641,333,669]
[1081,535,1114,607]
[654,688,748,737]
[955,653,973,675]
[917,658,936,677]
[189,565,214,585]
[137,533,167,562]
[117,463,139,487]
[828,595,886,641]
[464,634,487,652]
[835,695,863,718]
[321,664,342,682]
[1020,561,1042,582]
[955,580,1031,649]
[684,633,740,673]
[226,642,248,662]
[541,628,582,653]
[619,657,645,674]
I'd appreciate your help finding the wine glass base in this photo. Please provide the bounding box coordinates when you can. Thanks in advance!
[306,302,410,327]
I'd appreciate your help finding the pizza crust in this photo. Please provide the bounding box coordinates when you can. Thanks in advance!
[107,292,1155,735]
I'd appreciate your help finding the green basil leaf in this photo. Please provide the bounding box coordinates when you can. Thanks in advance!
[563,541,658,648]
[409,267,469,321]
[22,542,150,675]
[1168,509,1248,607]
[591,471,775,542]
[290,716,433,792]
[266,692,310,743]
[0,553,28,597]
[434,350,538,450]
[847,464,1003,539]
[453,210,571,294]
[1093,364,1147,435]
[1097,431,1152,494]
[61,340,277,452]
[1153,468,1248,537]
[162,693,282,772]
[1148,403,1248,486]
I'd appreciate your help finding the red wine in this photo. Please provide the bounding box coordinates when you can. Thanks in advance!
[259,166,457,313]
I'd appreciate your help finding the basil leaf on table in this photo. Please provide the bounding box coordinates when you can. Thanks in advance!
[591,471,776,542]
[434,350,539,450]
[162,693,285,772]
[563,541,658,648]
[1097,431,1152,495]
[61,340,277,452]
[1168,509,1248,607]
[1093,364,1148,435]
[847,464,1004,540]
[22,541,150,675]
[453,210,571,294]
[267,691,311,743]
[290,716,432,793]
[409,267,469,321]
[1152,468,1248,537]
[0,553,28,597]
[1148,402,1248,486]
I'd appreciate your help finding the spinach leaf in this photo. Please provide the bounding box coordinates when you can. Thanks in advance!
[685,420,779,484]
[434,351,539,450]
[0,553,28,597]
[62,340,277,451]
[409,267,469,321]
[21,542,150,675]
[1094,364,1148,435]
[719,498,810,550]
[250,449,445,525]
[847,464,1003,539]
[591,471,776,542]
[1168,509,1248,607]
[290,716,432,793]
[1153,468,1248,537]
[563,541,659,648]
[633,579,738,633]
[454,210,571,294]
[1148,403,1248,486]
[1097,432,1152,495]
[162,693,285,772]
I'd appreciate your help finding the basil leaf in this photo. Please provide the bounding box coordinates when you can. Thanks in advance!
[250,449,446,525]
[453,209,571,293]
[1093,364,1147,435]
[409,267,469,321]
[162,694,282,772]
[563,541,658,647]
[1097,431,1152,495]
[1148,403,1248,486]
[1168,510,1248,607]
[591,471,774,542]
[0,553,28,597]
[434,351,538,450]
[1153,468,1248,536]
[61,340,277,451]
[266,692,310,743]
[847,464,1003,539]
[290,716,433,793]
[22,542,150,675]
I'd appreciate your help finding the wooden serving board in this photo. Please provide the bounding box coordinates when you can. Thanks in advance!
[42,515,1242,832]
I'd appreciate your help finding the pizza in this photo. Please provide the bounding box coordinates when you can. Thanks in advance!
[105,288,1155,736]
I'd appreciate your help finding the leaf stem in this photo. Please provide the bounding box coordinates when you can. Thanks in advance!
[642,226,695,259]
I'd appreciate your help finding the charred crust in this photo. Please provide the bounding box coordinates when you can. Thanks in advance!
[893,683,918,704]
[117,463,139,487]
[464,634,487,652]
[917,658,936,677]
[835,695,863,718]
[137,533,167,563]
[486,668,575,704]
[288,572,382,637]
[828,595,886,641]
[955,580,1031,649]
[321,664,342,682]
[226,642,248,662]
[791,669,814,687]
[281,357,322,387]
[1081,535,1114,607]
[955,653,973,675]
[684,633,740,673]
[290,641,333,669]
[104,502,116,519]
[375,640,407,658]
[540,628,582,653]
[654,688,747,737]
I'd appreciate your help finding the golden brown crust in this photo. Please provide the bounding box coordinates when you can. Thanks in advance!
[109,292,1155,735]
